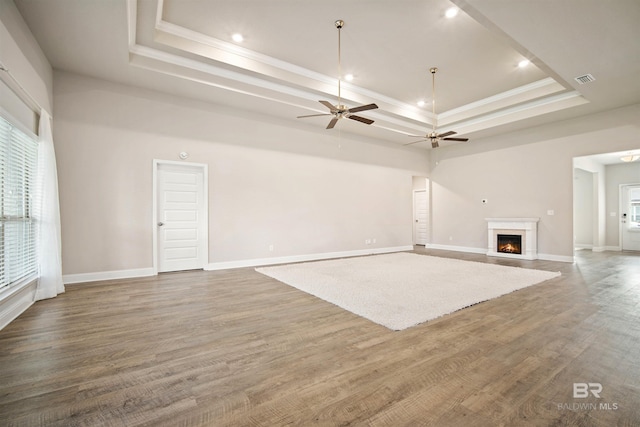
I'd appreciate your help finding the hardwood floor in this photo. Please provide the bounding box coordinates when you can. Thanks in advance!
[1,249,639,426]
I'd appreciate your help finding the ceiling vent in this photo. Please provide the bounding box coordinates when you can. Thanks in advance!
[574,74,596,85]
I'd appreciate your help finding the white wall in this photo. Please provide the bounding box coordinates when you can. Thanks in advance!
[53,71,429,279]
[412,176,427,191]
[573,168,594,248]
[573,156,606,251]
[428,104,640,261]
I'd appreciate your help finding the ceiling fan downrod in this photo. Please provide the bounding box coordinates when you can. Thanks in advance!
[430,67,438,137]
[335,20,344,108]
[404,66,469,147]
[295,19,378,129]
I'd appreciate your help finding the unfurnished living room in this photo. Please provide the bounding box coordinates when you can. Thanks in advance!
[1,0,639,425]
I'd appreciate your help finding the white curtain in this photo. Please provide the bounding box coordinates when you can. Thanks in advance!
[35,110,64,300]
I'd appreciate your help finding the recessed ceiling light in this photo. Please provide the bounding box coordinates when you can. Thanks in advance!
[232,33,244,43]
[344,73,354,81]
[417,100,426,107]
[518,59,530,68]
[445,7,459,18]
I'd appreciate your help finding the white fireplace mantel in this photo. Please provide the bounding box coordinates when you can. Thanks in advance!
[486,218,539,260]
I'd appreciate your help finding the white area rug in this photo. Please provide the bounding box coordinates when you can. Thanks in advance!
[256,252,561,330]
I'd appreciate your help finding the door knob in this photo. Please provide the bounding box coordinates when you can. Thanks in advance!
[158,222,164,226]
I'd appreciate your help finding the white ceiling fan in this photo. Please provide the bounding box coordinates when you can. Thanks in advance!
[297,20,378,129]
[406,67,469,148]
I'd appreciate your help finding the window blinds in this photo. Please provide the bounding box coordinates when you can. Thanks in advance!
[0,115,38,290]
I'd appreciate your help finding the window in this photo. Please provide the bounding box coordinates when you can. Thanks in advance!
[631,201,640,225]
[630,188,640,229]
[0,114,38,290]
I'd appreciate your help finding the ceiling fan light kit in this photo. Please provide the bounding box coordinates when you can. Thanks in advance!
[620,155,639,162]
[297,20,378,129]
[405,67,470,148]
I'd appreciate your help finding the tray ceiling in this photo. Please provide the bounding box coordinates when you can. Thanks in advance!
[13,0,640,148]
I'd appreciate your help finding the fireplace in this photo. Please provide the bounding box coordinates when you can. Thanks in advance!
[486,218,539,260]
[497,234,522,254]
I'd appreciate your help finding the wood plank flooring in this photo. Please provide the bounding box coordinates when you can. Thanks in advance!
[0,249,639,426]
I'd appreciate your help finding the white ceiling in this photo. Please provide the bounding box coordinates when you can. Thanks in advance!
[13,0,640,156]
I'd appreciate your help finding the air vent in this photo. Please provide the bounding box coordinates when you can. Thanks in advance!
[574,74,596,85]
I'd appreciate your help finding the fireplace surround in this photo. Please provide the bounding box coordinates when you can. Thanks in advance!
[486,218,539,260]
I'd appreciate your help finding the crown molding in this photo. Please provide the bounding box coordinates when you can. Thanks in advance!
[152,6,427,122]
[438,78,567,125]
[126,0,590,143]
[437,91,588,135]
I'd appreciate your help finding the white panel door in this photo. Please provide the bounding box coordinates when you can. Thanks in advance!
[621,184,640,251]
[157,163,207,272]
[413,190,428,245]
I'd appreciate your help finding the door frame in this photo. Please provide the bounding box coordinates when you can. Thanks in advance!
[619,183,640,251]
[152,159,209,274]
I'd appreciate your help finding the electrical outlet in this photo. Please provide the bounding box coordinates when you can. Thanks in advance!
[268,244,274,252]
[372,238,376,244]
[547,210,555,216]
[365,239,371,245]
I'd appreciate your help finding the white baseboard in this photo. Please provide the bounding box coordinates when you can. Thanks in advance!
[62,247,414,283]
[425,243,487,254]
[63,268,156,285]
[574,243,593,250]
[575,246,622,253]
[538,253,575,263]
[426,244,575,263]
[0,279,37,330]
[57,244,584,285]
[205,246,415,271]
[60,242,581,285]
[487,250,537,260]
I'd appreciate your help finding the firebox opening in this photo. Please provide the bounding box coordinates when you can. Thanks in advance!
[497,234,522,254]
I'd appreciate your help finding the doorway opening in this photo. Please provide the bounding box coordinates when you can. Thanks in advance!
[573,150,640,256]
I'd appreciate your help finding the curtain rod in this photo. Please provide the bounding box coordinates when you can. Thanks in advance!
[0,61,45,115]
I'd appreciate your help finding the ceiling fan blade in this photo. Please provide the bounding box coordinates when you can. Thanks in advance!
[347,115,374,125]
[297,113,332,118]
[298,23,379,131]
[442,137,469,142]
[404,139,427,146]
[326,117,339,129]
[437,131,457,138]
[431,140,439,148]
[319,100,336,111]
[347,103,378,114]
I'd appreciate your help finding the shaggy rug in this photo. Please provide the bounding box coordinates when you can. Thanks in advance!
[256,252,561,330]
